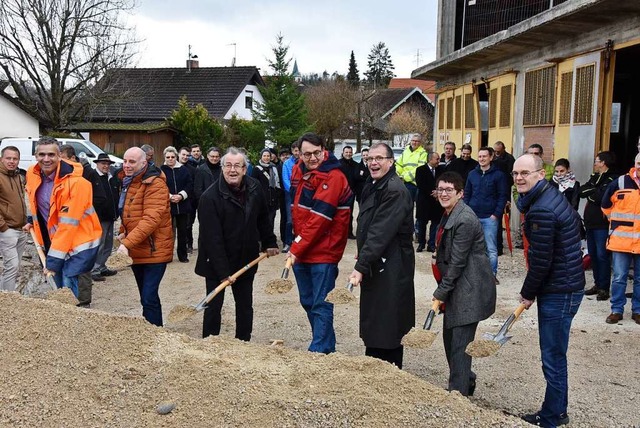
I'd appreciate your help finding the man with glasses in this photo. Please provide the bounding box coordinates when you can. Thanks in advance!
[513,154,584,427]
[196,147,279,340]
[348,143,415,368]
[288,133,352,354]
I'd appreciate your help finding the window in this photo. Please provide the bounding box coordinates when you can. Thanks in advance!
[499,84,512,127]
[464,93,475,129]
[438,98,445,129]
[523,66,556,126]
[558,72,573,125]
[245,90,254,109]
[574,64,595,124]
[489,88,498,128]
[446,97,454,129]
[454,95,462,129]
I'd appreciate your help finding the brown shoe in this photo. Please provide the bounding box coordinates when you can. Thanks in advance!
[606,313,623,324]
[585,286,599,296]
[632,314,640,325]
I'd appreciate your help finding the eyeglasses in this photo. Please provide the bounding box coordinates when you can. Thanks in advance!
[223,163,245,171]
[301,150,323,160]
[594,159,603,163]
[436,187,457,195]
[511,169,542,178]
[369,156,392,163]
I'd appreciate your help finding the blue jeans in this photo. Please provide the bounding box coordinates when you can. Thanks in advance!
[586,228,611,291]
[131,263,166,326]
[293,263,337,353]
[610,252,640,315]
[284,192,293,246]
[537,290,583,426]
[53,272,79,298]
[479,216,498,275]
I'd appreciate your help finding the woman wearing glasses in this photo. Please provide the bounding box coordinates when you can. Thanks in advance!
[432,171,496,396]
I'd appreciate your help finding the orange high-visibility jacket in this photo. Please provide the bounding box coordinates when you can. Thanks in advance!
[602,169,640,254]
[26,160,102,276]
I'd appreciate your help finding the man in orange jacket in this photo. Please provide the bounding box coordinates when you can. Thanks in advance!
[24,137,102,297]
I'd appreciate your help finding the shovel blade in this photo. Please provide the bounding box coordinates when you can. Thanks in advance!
[482,331,512,345]
[281,268,290,279]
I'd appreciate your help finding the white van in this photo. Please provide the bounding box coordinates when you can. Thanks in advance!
[0,137,123,171]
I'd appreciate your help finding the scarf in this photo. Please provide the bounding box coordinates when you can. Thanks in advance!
[118,167,146,216]
[258,161,280,189]
[552,171,576,193]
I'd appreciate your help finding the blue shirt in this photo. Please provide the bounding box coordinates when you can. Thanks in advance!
[35,170,55,222]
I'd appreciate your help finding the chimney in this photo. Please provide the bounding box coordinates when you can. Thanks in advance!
[186,59,199,70]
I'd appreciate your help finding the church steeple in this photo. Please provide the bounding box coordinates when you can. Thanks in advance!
[292,59,301,82]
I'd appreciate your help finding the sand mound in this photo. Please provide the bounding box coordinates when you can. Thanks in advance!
[0,293,525,427]
[45,287,79,305]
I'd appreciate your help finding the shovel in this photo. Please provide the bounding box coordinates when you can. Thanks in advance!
[18,228,55,294]
[402,299,441,348]
[264,257,294,294]
[466,303,527,358]
[168,252,269,323]
[325,278,357,304]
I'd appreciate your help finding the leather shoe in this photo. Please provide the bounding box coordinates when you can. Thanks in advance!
[632,313,640,325]
[521,412,569,427]
[584,285,599,296]
[179,258,189,263]
[281,245,290,254]
[416,244,425,253]
[596,290,610,301]
[100,268,117,277]
[348,234,357,240]
[91,273,105,282]
[427,246,436,252]
[606,313,623,324]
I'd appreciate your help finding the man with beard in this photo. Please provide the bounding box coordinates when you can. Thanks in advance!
[348,142,415,368]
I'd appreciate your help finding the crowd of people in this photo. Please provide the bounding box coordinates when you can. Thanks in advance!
[1,133,639,428]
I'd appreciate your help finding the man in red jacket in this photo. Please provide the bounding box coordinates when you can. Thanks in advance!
[288,132,352,353]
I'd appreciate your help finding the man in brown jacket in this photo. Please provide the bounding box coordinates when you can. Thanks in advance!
[0,146,28,291]
[117,147,173,326]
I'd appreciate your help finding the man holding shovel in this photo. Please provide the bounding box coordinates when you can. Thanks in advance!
[514,154,584,428]
[195,147,279,341]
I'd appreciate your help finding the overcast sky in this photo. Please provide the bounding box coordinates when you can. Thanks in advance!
[129,0,439,78]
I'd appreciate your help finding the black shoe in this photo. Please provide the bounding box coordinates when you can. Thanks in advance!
[100,269,117,277]
[281,245,290,253]
[497,249,504,256]
[348,234,357,240]
[426,246,436,253]
[515,243,524,249]
[76,302,91,309]
[557,413,570,426]
[521,413,549,427]
[416,244,425,253]
[91,273,105,282]
[179,258,189,263]
[596,289,610,301]
[585,285,599,296]
[626,292,633,298]
[494,275,500,285]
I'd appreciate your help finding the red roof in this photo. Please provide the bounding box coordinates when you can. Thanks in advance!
[388,78,436,102]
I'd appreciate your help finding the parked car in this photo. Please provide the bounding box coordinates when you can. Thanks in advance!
[352,147,405,164]
[0,137,123,171]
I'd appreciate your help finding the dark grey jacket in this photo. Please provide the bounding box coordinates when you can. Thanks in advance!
[355,168,415,349]
[434,200,496,329]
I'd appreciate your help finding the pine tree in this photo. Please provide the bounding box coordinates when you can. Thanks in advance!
[347,51,360,88]
[364,42,395,89]
[254,33,308,146]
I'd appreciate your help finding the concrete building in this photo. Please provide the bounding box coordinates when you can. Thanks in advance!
[413,0,640,182]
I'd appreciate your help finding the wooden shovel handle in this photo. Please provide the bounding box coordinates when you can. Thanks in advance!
[29,227,47,266]
[431,299,441,312]
[513,303,527,319]
[203,252,269,306]
[285,257,293,270]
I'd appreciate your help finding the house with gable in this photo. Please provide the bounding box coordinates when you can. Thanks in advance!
[70,62,264,161]
[0,81,40,139]
[413,0,640,184]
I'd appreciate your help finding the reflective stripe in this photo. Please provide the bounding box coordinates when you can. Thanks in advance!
[610,212,640,220]
[69,238,102,255]
[403,162,420,167]
[47,249,67,260]
[310,209,332,221]
[610,230,640,239]
[59,217,80,226]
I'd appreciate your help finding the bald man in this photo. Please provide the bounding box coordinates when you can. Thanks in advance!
[116,147,173,326]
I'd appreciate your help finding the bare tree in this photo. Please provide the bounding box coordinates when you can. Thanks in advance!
[386,105,434,148]
[305,79,355,150]
[0,0,139,129]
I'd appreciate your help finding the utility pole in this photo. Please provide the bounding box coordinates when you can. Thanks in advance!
[228,43,236,67]
[415,49,422,68]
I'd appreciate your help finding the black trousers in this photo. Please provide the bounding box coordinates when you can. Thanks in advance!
[443,322,478,396]
[172,213,189,261]
[187,199,199,248]
[365,345,404,369]
[202,274,254,341]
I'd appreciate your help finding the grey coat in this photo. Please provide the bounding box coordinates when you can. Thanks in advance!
[355,168,415,349]
[434,200,496,329]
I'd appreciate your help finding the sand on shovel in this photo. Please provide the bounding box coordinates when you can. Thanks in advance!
[401,327,438,348]
[465,339,502,358]
[167,304,199,323]
[46,287,79,306]
[264,278,294,294]
[105,252,133,271]
[325,287,355,304]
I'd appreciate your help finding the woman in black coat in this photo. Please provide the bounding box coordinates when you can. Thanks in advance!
[433,171,496,396]
[161,146,193,263]
[549,158,580,211]
[349,143,415,369]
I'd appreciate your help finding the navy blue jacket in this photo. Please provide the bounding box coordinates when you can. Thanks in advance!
[463,164,508,219]
[517,180,585,300]
[160,163,193,216]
